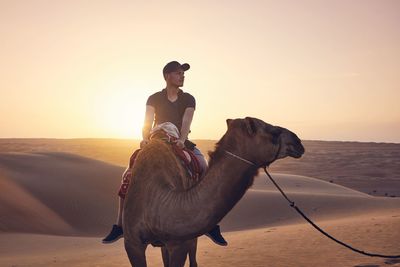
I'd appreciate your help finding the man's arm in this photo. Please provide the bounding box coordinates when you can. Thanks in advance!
[178,107,195,146]
[141,105,155,147]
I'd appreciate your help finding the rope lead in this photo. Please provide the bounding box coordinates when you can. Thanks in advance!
[263,167,400,259]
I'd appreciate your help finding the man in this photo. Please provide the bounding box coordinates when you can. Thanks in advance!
[102,61,227,246]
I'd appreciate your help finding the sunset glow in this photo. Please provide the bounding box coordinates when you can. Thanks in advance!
[0,1,399,142]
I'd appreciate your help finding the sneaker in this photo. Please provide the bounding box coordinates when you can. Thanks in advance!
[102,224,123,244]
[205,225,228,246]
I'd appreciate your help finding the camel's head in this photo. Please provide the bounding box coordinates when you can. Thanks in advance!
[225,117,305,166]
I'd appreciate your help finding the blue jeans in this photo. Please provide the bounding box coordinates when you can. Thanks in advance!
[193,146,208,174]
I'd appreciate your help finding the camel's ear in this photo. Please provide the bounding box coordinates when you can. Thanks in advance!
[244,117,257,136]
[226,119,233,128]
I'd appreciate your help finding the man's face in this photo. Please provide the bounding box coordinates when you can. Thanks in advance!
[165,69,185,87]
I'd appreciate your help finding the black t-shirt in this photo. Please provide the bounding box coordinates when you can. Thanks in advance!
[146,89,196,131]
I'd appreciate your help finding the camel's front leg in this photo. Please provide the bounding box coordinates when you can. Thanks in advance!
[124,239,147,267]
[161,246,170,267]
[188,238,198,267]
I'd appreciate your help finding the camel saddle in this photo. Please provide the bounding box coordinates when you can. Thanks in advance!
[118,128,202,199]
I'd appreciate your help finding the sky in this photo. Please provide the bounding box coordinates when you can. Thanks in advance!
[0,0,399,143]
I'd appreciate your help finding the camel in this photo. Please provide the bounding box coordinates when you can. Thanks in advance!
[123,117,305,267]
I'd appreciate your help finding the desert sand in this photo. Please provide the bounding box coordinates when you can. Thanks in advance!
[0,139,399,267]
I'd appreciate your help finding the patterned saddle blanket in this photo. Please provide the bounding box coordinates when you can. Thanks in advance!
[118,124,202,199]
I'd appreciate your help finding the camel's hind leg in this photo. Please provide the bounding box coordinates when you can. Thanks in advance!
[124,239,147,267]
[188,238,198,267]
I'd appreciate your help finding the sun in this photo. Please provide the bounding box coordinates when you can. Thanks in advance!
[101,104,144,139]
[92,85,146,139]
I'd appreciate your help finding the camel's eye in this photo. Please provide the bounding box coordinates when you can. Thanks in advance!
[270,128,282,144]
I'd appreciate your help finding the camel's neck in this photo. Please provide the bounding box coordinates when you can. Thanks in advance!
[158,149,259,239]
[192,151,259,229]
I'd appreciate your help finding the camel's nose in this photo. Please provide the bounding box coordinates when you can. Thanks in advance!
[297,141,305,155]
[289,134,305,158]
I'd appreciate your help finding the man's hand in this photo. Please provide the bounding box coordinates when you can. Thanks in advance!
[140,139,149,148]
[175,139,185,149]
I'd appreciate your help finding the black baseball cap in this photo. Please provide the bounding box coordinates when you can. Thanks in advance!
[163,61,190,75]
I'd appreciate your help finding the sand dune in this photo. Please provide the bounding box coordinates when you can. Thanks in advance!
[268,141,400,197]
[1,138,399,197]
[1,212,399,267]
[2,152,398,236]
[0,152,123,236]
[0,146,399,267]
[222,173,400,231]
[0,174,75,235]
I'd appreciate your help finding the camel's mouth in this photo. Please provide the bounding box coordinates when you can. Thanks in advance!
[286,142,305,159]
[288,149,303,158]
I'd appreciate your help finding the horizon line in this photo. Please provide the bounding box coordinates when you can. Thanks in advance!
[0,137,399,145]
